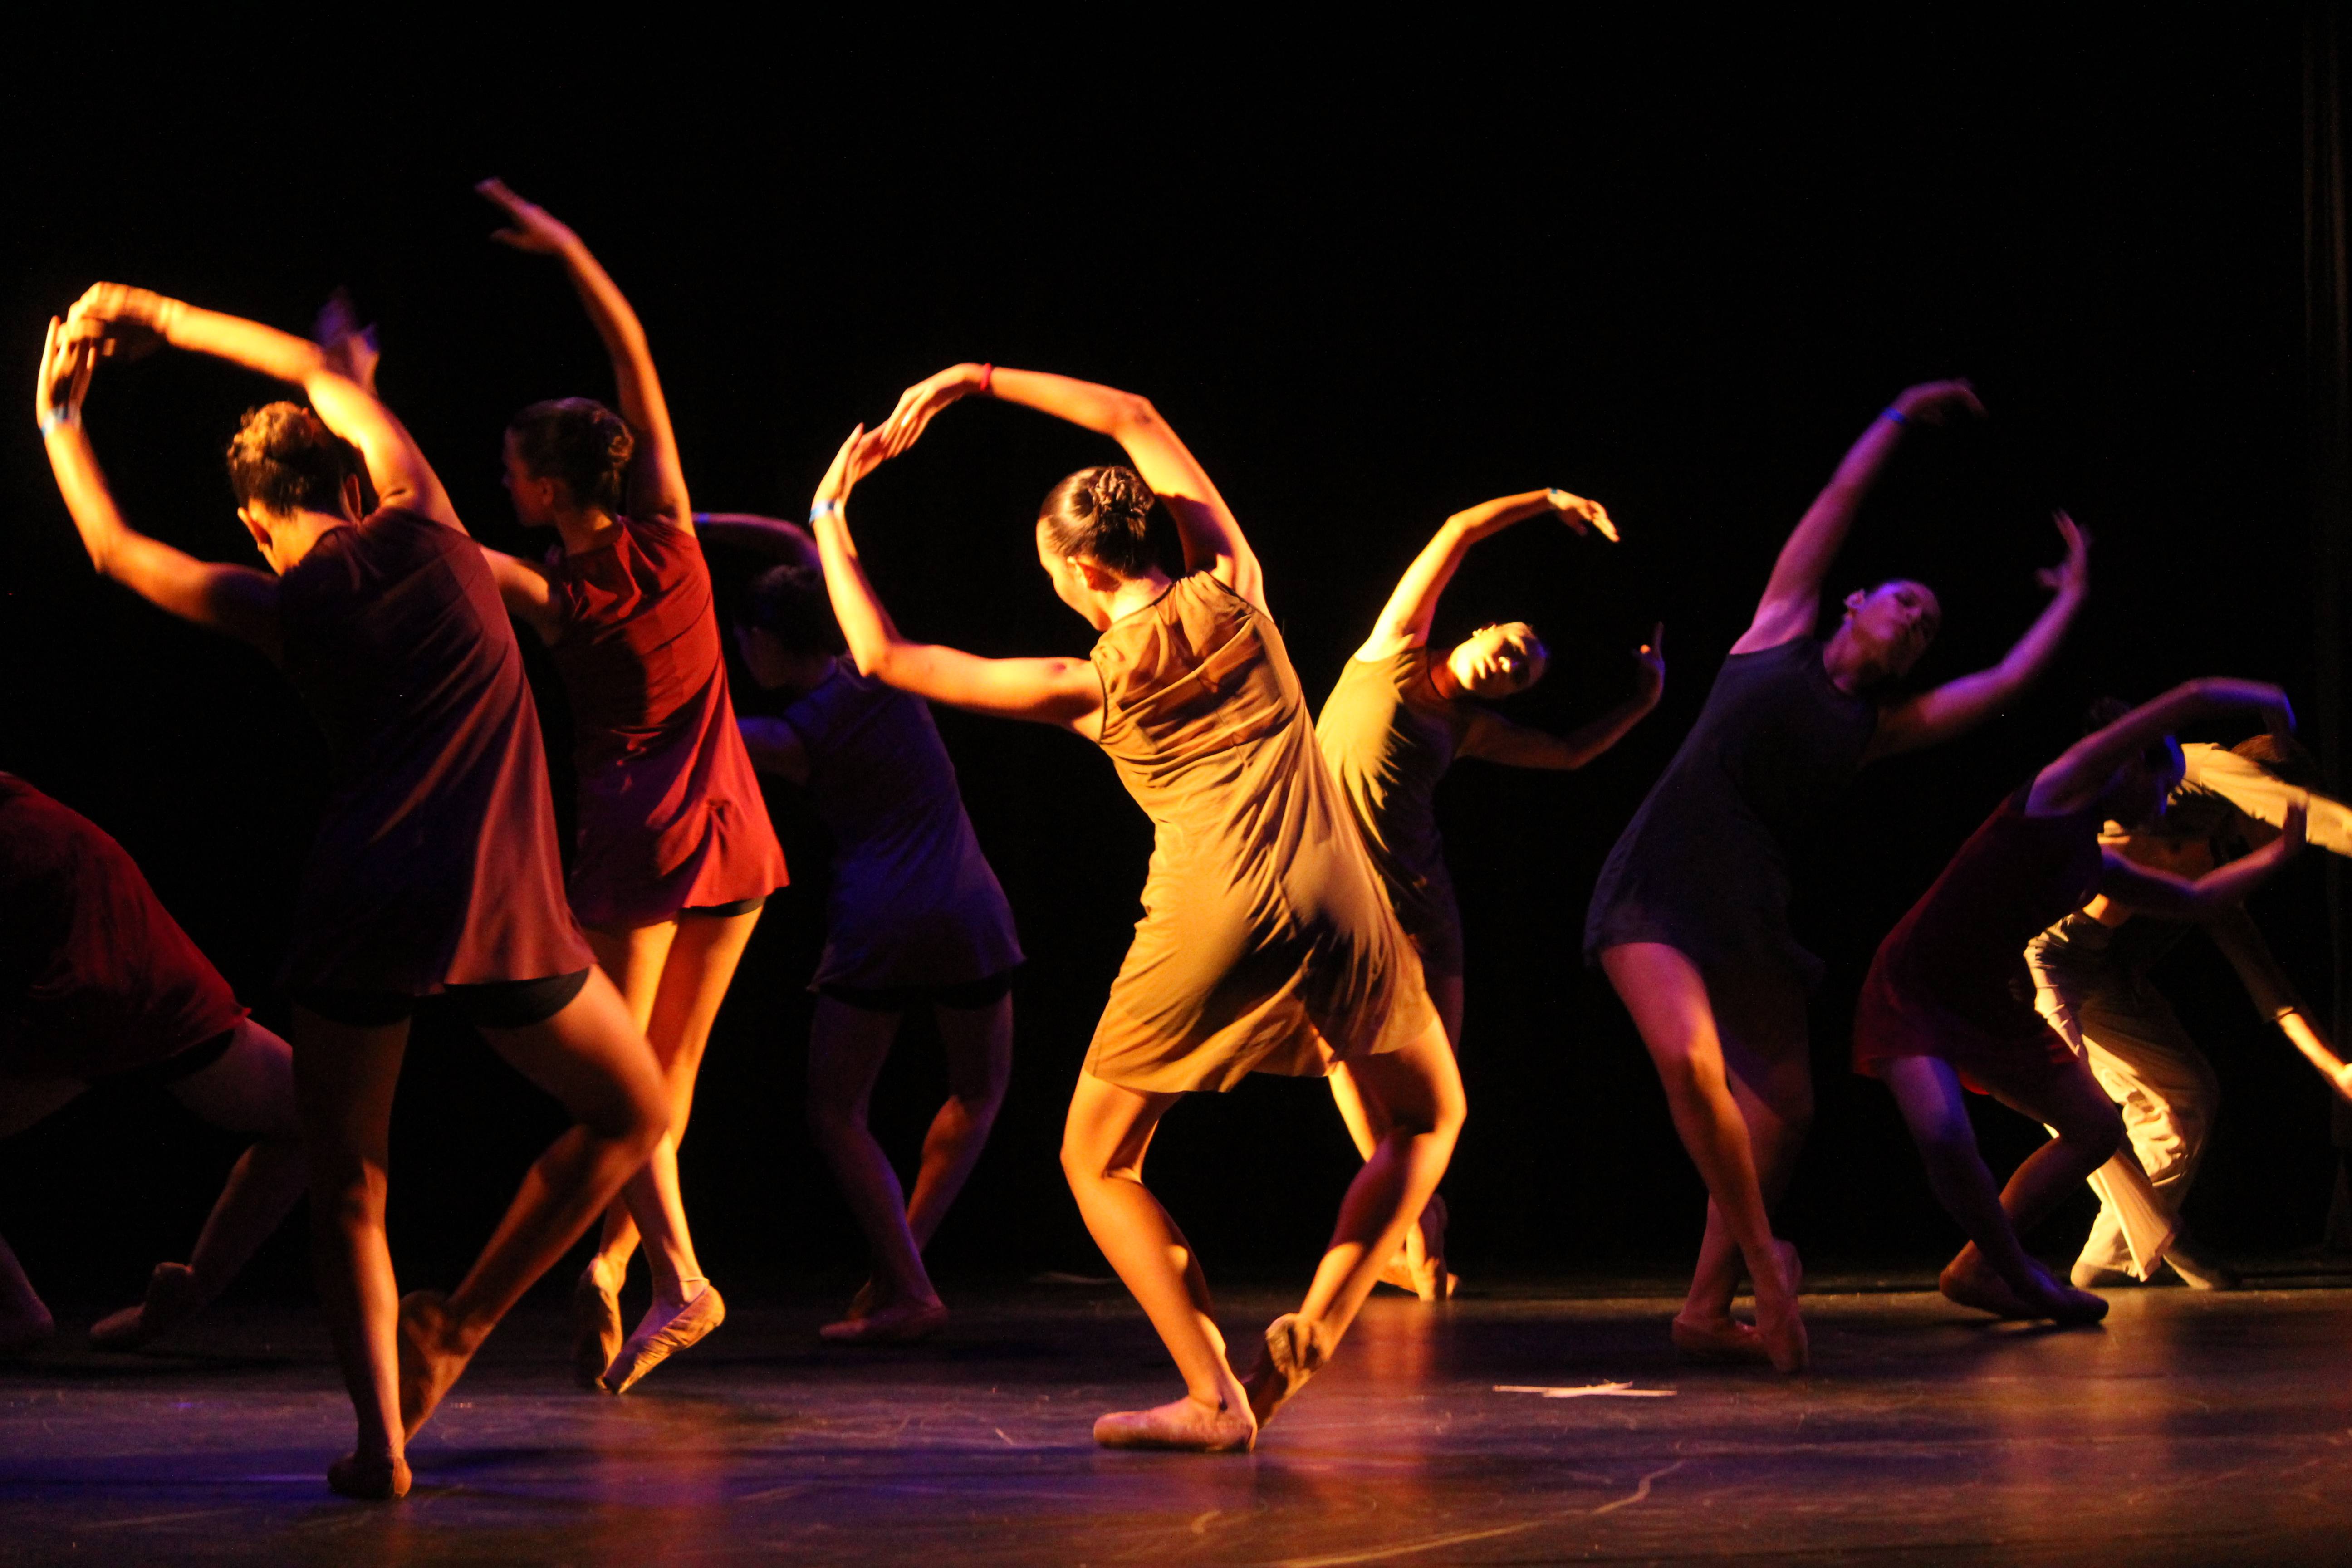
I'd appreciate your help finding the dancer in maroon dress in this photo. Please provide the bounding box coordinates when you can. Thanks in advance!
[42,296,668,1500]
[442,182,785,1392]
[1855,680,2304,1322]
[0,774,305,1356]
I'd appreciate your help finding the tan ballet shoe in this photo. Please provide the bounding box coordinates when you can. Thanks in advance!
[90,1262,203,1351]
[1092,1394,1254,1453]
[326,1450,412,1501]
[818,1297,946,1345]
[1243,1313,1332,1430]
[603,1284,726,1394]
[1670,1313,1771,1363]
[572,1265,623,1392]
[1940,1253,2036,1319]
[1753,1240,1809,1374]
[396,1290,468,1440]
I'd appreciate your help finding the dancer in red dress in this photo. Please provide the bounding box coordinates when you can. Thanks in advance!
[41,296,668,1500]
[437,182,786,1392]
[1855,680,2305,1322]
[0,774,305,1356]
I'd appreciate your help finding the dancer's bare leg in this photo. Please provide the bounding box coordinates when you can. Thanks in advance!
[1879,1052,2118,1320]
[1331,972,1464,1300]
[1061,1071,1253,1449]
[1600,942,1807,1371]
[400,970,666,1432]
[1683,974,1813,1335]
[1246,1018,1464,1426]
[291,1007,411,1484]
[905,993,1013,1250]
[94,1019,308,1348]
[808,998,939,1321]
[0,1073,85,1351]
[579,920,680,1293]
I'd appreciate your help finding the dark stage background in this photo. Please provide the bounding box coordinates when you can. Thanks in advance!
[1,22,2339,1308]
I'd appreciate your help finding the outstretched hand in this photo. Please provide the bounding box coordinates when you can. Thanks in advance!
[315,289,380,396]
[1547,488,1619,543]
[2034,509,2091,598]
[36,316,97,431]
[877,365,984,459]
[477,178,581,255]
[813,424,897,511]
[1633,622,1666,703]
[1890,379,1986,426]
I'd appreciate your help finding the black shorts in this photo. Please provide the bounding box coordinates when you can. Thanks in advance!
[109,1024,242,1092]
[294,969,593,1031]
[816,968,1018,1014]
[681,895,766,919]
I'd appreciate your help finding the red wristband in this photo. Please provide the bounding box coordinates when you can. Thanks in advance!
[978,363,995,396]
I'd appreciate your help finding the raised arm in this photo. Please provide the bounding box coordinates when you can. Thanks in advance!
[1865,510,2090,760]
[64,284,457,530]
[479,180,689,530]
[37,318,280,655]
[809,426,1102,734]
[1357,489,1614,660]
[2095,803,2305,919]
[878,363,1265,612]
[692,512,823,571]
[2029,678,2297,817]
[1460,626,1666,770]
[1731,379,1984,656]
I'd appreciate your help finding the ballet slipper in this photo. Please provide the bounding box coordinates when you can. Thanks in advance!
[326,1451,412,1501]
[602,1283,726,1394]
[571,1264,623,1392]
[2163,1240,2241,1292]
[1939,1254,2036,1319]
[1242,1312,1333,1430]
[2014,1264,2109,1326]
[1405,1194,1459,1302]
[818,1296,946,1345]
[396,1290,469,1440]
[2069,1260,2137,1291]
[1751,1240,1809,1374]
[91,1261,204,1351]
[1092,1394,1255,1453]
[1671,1313,1771,1363]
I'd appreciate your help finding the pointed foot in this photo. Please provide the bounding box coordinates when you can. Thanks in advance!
[572,1265,623,1391]
[396,1290,468,1440]
[603,1284,726,1393]
[818,1295,946,1346]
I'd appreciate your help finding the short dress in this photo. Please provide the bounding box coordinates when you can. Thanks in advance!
[1852,788,2105,1094]
[0,774,246,1080]
[1315,645,1512,979]
[277,507,592,995]
[1084,573,1436,1094]
[769,664,1023,992]
[1585,634,1877,992]
[545,515,787,928]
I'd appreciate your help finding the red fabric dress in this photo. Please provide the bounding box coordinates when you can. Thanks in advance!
[277,507,592,994]
[544,516,786,929]
[0,774,246,1079]
[1853,787,2105,1094]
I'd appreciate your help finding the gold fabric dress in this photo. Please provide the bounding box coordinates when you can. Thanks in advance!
[1083,573,1436,1093]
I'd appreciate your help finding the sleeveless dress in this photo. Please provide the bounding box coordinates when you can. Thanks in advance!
[1852,788,2104,1093]
[544,515,786,928]
[1084,573,1436,1094]
[0,774,245,1079]
[277,507,591,994]
[770,665,1023,991]
[1584,634,1877,991]
[1314,646,1512,979]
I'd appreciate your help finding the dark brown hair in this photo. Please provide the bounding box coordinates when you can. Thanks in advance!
[737,564,845,657]
[1037,465,1156,578]
[508,397,633,513]
[224,402,362,516]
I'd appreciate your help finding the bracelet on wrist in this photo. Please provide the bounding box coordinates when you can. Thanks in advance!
[978,362,995,396]
[808,499,842,524]
[1881,405,1909,426]
[38,409,78,437]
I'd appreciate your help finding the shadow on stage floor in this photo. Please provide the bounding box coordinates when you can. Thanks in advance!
[7,1263,2352,1565]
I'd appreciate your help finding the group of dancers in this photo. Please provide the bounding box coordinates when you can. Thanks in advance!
[10,184,2351,1498]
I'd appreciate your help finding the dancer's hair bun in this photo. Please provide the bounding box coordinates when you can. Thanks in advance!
[507,397,635,513]
[1038,464,1158,578]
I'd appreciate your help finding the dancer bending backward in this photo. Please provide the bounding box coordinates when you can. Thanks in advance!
[2028,734,2352,1292]
[818,363,1463,1452]
[708,530,1021,1343]
[41,298,667,1500]
[1855,682,2305,1321]
[1585,380,2088,1371]
[0,774,305,1355]
[456,183,785,1392]
[1317,488,1663,1298]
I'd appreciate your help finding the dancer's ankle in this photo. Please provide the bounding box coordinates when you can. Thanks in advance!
[654,1274,709,1312]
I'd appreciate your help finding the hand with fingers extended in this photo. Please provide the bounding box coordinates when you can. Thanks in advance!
[36,316,98,434]
[61,283,173,361]
[877,363,987,459]
[476,177,582,256]
[1546,488,1619,543]
[314,289,380,397]
[813,424,899,513]
[1889,379,1986,425]
[2033,510,2091,598]
[1633,622,1666,705]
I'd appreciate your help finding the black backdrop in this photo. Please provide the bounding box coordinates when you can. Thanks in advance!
[0,20,2337,1306]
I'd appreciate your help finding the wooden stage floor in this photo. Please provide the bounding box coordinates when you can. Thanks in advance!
[5,1268,2351,1565]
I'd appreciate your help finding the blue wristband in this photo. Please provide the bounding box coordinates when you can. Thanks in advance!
[1881,406,1909,426]
[808,499,841,524]
[38,409,75,437]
